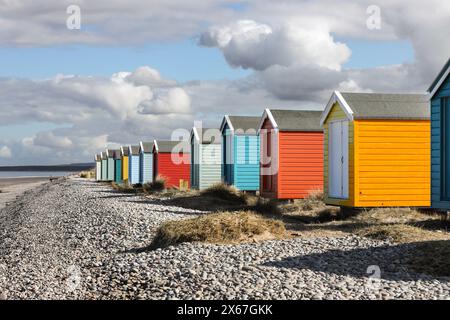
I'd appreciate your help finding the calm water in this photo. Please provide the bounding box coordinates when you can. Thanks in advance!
[0,171,70,178]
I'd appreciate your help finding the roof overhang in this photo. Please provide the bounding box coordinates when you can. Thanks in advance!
[220,115,234,133]
[191,127,200,142]
[320,91,354,127]
[428,60,450,98]
[257,108,278,134]
[153,139,159,153]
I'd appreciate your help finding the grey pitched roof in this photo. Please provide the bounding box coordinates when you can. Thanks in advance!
[106,149,119,158]
[227,116,260,135]
[121,146,129,156]
[95,154,101,161]
[155,140,191,153]
[269,109,323,131]
[101,152,107,160]
[340,92,430,120]
[129,145,140,155]
[193,127,221,144]
[140,141,154,153]
[428,57,450,95]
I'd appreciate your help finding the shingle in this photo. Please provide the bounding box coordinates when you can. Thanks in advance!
[269,110,322,131]
[340,92,430,120]
[155,140,191,153]
[227,116,260,135]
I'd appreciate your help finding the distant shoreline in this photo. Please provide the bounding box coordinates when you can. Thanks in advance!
[0,163,94,172]
[0,176,57,187]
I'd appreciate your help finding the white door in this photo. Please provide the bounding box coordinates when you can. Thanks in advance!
[329,120,349,198]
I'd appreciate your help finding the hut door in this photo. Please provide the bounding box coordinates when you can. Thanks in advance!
[443,98,450,199]
[329,120,349,198]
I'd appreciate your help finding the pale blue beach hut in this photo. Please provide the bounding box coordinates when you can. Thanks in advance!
[139,141,154,185]
[128,145,140,185]
[101,152,108,181]
[190,127,222,190]
[106,149,117,181]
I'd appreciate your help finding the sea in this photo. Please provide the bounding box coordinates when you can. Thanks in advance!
[0,171,70,178]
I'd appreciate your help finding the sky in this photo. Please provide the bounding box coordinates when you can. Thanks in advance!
[0,0,449,165]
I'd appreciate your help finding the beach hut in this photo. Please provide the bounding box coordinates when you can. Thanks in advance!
[139,141,154,185]
[95,154,102,181]
[120,146,129,183]
[429,58,450,210]
[320,91,430,208]
[153,140,190,189]
[220,115,260,191]
[114,150,122,183]
[190,127,222,190]
[258,109,323,199]
[101,152,108,181]
[128,145,140,185]
[106,149,117,181]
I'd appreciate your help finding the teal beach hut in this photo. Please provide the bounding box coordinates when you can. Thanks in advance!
[190,127,222,190]
[101,152,108,181]
[128,145,140,185]
[139,141,154,184]
[220,115,260,191]
[430,58,450,209]
[114,150,122,183]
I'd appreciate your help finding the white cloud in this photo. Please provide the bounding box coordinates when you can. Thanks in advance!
[199,20,351,71]
[0,146,12,158]
[138,87,192,115]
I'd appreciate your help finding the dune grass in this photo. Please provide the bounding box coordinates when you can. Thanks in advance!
[150,211,286,248]
[200,183,248,204]
[111,182,138,193]
[143,176,167,194]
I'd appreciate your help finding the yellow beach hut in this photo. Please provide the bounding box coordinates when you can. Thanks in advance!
[121,146,129,183]
[320,91,430,208]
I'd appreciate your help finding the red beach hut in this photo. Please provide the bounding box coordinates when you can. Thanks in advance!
[153,140,191,189]
[258,109,324,199]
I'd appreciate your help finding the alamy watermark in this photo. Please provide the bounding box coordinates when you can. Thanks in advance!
[66,5,81,30]
[366,5,381,30]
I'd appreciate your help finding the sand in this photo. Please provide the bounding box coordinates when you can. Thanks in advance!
[0,177,52,211]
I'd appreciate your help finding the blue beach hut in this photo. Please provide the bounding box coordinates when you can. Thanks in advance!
[128,145,140,185]
[430,58,450,209]
[220,115,260,191]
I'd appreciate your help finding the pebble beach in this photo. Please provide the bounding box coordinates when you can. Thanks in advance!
[0,177,449,300]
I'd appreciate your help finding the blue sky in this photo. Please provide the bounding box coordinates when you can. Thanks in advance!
[0,39,414,80]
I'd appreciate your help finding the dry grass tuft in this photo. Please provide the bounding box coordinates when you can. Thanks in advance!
[250,197,281,215]
[150,211,286,248]
[200,183,248,204]
[354,207,431,225]
[143,176,167,194]
[355,224,450,244]
[111,182,137,193]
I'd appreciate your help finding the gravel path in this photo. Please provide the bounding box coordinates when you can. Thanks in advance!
[0,177,449,300]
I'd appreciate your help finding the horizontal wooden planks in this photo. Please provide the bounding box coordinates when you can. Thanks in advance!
[355,119,430,207]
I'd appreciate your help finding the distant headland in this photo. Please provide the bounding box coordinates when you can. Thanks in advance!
[0,163,95,172]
